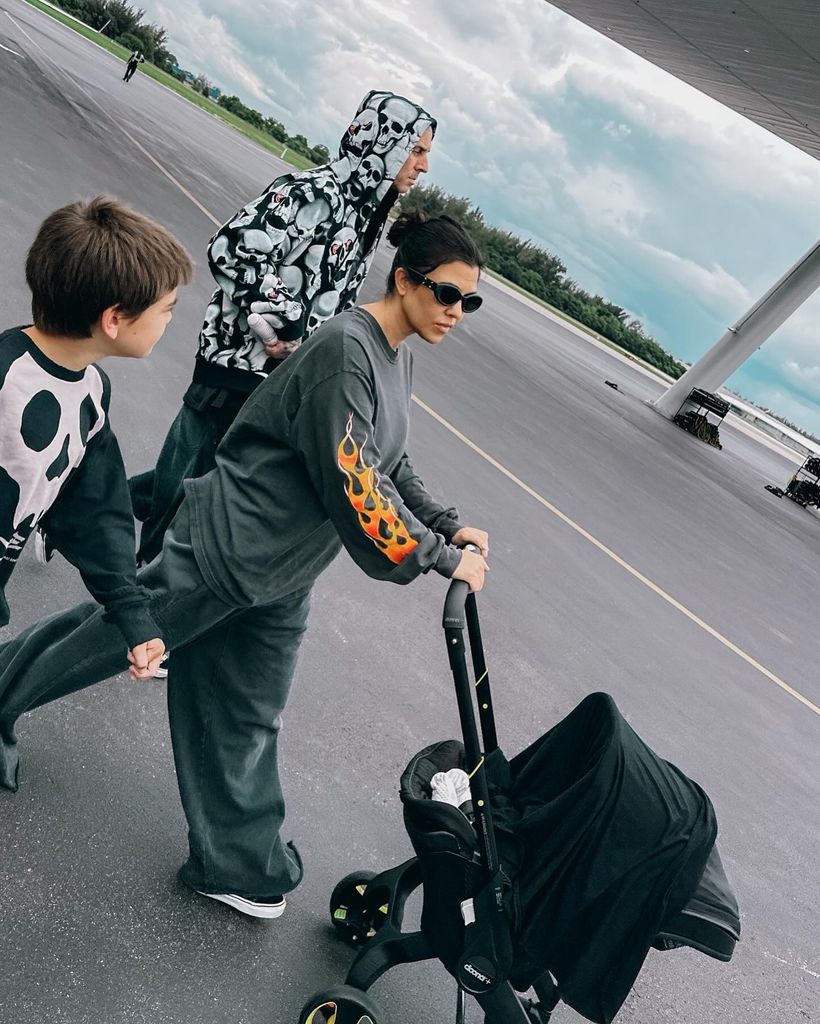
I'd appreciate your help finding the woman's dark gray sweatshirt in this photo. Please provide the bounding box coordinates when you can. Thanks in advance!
[185,309,463,606]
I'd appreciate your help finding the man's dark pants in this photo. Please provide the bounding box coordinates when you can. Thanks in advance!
[0,505,316,899]
[130,399,234,566]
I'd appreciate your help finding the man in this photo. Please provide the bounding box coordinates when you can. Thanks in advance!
[130,89,436,566]
[123,50,144,83]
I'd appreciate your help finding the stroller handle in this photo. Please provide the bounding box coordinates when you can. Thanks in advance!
[442,544,478,630]
[443,579,470,630]
[441,550,501,877]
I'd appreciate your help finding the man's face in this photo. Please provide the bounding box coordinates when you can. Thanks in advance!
[393,128,433,194]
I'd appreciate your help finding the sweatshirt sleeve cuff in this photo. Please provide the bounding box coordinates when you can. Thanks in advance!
[433,517,464,544]
[105,605,163,650]
[433,543,462,579]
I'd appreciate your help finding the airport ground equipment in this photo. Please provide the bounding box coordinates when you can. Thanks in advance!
[673,388,729,449]
[765,454,820,509]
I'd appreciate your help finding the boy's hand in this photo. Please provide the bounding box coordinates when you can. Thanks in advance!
[451,549,489,593]
[451,527,489,557]
[128,638,166,681]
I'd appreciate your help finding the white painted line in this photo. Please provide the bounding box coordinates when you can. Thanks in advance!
[412,394,820,718]
[762,950,820,978]
[0,40,23,55]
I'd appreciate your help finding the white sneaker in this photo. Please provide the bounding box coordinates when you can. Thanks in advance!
[196,891,286,919]
[33,527,54,565]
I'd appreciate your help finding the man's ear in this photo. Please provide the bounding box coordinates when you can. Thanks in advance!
[98,304,123,340]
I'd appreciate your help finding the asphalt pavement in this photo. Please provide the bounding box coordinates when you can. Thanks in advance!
[0,3,818,1022]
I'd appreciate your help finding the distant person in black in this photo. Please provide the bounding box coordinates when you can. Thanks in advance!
[123,50,144,82]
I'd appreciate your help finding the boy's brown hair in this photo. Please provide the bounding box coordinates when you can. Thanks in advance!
[25,195,193,338]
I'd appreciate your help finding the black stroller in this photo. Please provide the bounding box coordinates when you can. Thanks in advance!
[298,577,740,1024]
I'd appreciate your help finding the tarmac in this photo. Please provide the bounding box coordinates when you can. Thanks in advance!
[0,2,818,1022]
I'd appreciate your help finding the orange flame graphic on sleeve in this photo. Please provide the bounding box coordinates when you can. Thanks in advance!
[337,413,418,564]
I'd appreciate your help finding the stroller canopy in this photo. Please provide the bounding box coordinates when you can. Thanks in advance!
[401,692,740,1023]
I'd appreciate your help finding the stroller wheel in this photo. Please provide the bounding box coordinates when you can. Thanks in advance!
[298,985,383,1024]
[329,871,385,948]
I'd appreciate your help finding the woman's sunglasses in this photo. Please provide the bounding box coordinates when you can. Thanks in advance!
[404,267,483,313]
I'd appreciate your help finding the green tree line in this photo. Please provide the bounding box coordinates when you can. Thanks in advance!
[51,0,329,163]
[400,184,686,379]
[215,94,329,164]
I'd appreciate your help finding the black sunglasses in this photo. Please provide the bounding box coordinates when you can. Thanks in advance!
[404,267,483,313]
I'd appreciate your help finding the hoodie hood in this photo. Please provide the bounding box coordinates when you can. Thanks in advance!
[332,90,437,209]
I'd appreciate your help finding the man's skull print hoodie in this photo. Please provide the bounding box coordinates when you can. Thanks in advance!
[194,90,437,393]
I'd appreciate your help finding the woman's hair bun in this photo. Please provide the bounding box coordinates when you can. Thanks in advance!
[387,209,427,248]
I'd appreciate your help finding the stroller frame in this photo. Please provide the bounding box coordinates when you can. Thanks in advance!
[315,577,558,1023]
[304,574,738,1023]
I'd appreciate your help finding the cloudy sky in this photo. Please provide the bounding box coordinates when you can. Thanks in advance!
[139,0,820,432]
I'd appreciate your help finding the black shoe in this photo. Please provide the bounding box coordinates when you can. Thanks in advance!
[196,891,286,919]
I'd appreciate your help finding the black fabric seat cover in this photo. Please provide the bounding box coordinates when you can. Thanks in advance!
[401,692,737,1024]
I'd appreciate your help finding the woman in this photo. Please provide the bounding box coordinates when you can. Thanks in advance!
[0,212,489,918]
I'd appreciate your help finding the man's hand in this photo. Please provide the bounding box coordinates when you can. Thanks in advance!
[262,339,300,359]
[247,312,301,360]
[451,549,489,592]
[451,526,489,557]
[128,638,166,681]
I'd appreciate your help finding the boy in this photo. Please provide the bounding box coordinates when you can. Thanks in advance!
[0,195,191,675]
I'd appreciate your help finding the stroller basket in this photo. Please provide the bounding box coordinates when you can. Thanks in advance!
[299,579,740,1024]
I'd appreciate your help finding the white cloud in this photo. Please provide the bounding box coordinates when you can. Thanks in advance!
[559,20,820,209]
[783,360,820,391]
[637,242,753,312]
[566,166,650,234]
[603,121,631,140]
[754,290,820,401]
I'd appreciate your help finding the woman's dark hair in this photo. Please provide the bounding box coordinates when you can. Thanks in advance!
[385,211,483,294]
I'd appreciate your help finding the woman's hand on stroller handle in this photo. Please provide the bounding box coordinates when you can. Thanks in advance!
[451,526,489,557]
[451,548,489,593]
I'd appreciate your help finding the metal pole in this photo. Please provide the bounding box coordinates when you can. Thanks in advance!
[653,239,820,418]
